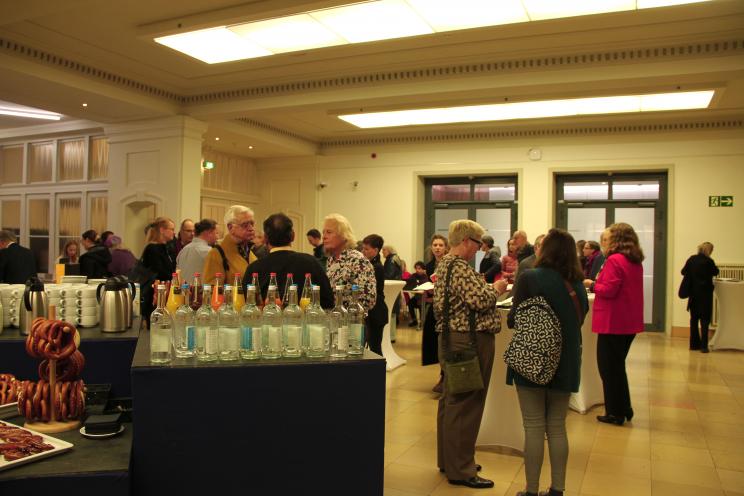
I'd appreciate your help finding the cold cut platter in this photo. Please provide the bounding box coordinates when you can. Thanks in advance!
[0,421,73,471]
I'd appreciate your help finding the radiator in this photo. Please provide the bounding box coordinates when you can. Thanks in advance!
[711,263,744,328]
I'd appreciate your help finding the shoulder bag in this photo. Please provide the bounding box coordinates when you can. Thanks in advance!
[442,259,484,395]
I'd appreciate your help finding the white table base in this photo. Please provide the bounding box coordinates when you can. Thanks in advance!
[710,280,744,351]
[382,280,407,371]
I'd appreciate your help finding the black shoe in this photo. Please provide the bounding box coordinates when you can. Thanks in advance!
[597,414,624,426]
[701,347,710,353]
[440,464,481,473]
[626,408,634,421]
[538,489,563,496]
[409,321,418,327]
[448,476,494,489]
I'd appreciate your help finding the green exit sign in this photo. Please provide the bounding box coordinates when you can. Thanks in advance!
[709,195,734,207]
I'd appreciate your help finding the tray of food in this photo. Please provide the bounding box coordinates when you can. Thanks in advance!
[0,403,18,420]
[1,374,19,420]
[0,421,73,471]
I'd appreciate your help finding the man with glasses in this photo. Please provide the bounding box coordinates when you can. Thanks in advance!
[202,205,257,286]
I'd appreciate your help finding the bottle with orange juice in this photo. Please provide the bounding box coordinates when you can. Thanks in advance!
[300,273,312,311]
[211,272,225,311]
[232,273,246,312]
[166,272,184,315]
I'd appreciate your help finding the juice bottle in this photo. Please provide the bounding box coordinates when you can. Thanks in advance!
[211,272,225,311]
[232,273,246,312]
[166,272,183,315]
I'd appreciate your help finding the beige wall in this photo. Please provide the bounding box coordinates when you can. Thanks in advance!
[256,128,744,333]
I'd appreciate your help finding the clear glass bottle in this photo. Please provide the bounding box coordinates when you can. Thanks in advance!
[304,285,329,358]
[195,284,219,362]
[251,272,263,308]
[150,284,173,364]
[282,285,303,358]
[232,273,245,312]
[239,285,262,360]
[348,284,366,356]
[329,284,349,358]
[261,283,283,359]
[269,273,282,307]
[299,273,312,311]
[218,285,240,361]
[282,273,294,308]
[211,272,225,311]
[174,283,195,358]
[190,272,203,311]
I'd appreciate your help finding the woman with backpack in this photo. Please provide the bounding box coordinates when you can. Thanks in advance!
[507,228,588,496]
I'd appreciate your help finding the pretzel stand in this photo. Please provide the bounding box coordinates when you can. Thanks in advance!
[24,306,82,433]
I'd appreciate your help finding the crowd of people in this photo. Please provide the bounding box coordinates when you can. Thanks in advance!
[0,207,722,495]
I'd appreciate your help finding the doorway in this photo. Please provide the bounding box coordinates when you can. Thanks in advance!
[555,173,667,331]
[424,177,517,267]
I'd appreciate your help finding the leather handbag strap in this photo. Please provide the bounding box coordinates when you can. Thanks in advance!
[442,258,477,355]
[214,244,230,274]
[563,280,583,324]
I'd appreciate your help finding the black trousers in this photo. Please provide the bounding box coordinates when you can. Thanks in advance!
[596,333,636,417]
[365,321,384,356]
[689,310,710,350]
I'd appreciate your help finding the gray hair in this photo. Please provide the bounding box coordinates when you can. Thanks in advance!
[224,205,254,227]
[698,241,714,257]
[449,220,485,247]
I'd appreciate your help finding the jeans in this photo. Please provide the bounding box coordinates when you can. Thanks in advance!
[516,386,571,493]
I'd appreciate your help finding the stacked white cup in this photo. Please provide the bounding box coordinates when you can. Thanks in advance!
[0,284,25,328]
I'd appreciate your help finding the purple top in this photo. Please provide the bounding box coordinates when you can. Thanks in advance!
[108,248,137,277]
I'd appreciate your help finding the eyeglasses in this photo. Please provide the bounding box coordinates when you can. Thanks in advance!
[233,221,255,229]
[469,237,483,247]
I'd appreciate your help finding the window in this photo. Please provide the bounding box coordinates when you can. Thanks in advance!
[0,146,23,185]
[57,197,82,258]
[58,139,85,181]
[431,184,470,201]
[28,142,54,183]
[563,181,608,200]
[0,199,21,235]
[612,180,660,200]
[28,198,50,273]
[89,137,109,180]
[89,195,108,234]
[474,183,516,201]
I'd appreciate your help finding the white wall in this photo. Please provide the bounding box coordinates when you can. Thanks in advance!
[256,128,744,333]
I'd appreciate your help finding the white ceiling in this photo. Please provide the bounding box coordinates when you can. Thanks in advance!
[0,0,743,158]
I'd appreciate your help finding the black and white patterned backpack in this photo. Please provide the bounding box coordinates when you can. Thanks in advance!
[503,295,562,385]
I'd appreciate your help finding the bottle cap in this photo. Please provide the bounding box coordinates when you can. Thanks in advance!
[194,272,200,277]
[287,273,293,277]
[305,273,311,277]
[235,273,241,277]
[270,272,277,276]
[216,272,223,277]
[352,285,359,290]
[252,272,258,276]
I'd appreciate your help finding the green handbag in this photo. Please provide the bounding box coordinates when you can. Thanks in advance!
[441,260,484,395]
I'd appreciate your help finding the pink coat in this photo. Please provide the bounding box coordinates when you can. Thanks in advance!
[592,253,644,335]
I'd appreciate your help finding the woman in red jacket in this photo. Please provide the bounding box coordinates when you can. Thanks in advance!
[585,223,644,426]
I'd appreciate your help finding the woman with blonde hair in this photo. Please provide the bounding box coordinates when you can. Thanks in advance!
[434,219,507,489]
[681,241,719,352]
[587,222,644,426]
[140,217,176,322]
[322,213,376,311]
[57,239,80,264]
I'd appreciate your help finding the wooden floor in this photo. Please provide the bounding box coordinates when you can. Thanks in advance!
[383,324,744,496]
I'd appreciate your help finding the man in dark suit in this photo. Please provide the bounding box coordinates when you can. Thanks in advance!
[361,234,389,356]
[0,230,37,283]
[245,214,333,309]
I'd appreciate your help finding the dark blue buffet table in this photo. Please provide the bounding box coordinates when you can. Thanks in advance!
[131,331,386,496]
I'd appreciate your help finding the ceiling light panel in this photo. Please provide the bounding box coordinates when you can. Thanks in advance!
[338,90,715,128]
[404,0,529,31]
[0,109,62,120]
[637,0,711,7]
[155,27,271,64]
[310,0,433,43]
[522,0,635,20]
[229,14,346,53]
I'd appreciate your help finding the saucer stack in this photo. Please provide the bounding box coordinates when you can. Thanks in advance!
[0,284,25,328]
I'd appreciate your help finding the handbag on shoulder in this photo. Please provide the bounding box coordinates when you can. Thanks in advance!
[441,259,484,395]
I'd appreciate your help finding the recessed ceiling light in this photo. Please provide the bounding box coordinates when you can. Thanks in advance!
[248,145,254,149]
[82,103,88,107]
[215,137,220,141]
[154,0,712,63]
[0,108,62,121]
[338,90,715,128]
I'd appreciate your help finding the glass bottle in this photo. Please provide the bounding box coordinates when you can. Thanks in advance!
[211,272,225,311]
[251,272,263,308]
[299,273,312,311]
[239,285,262,360]
[348,284,366,356]
[282,285,303,358]
[174,283,195,358]
[166,272,183,315]
[232,273,246,312]
[269,272,282,307]
[150,284,173,364]
[282,273,294,308]
[190,272,203,311]
[195,285,219,362]
[329,284,349,358]
[304,285,329,358]
[261,283,283,359]
[218,285,240,361]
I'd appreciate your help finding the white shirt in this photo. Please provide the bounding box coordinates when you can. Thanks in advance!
[176,236,212,285]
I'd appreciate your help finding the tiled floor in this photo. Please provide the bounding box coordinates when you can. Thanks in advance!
[383,324,744,496]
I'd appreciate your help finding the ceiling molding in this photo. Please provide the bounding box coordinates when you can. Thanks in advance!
[2,34,742,108]
[319,119,744,149]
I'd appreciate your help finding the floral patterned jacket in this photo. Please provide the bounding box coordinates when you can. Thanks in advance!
[326,248,377,311]
[434,254,500,333]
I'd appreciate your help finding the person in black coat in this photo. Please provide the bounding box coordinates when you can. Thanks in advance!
[681,242,719,352]
[79,229,112,279]
[0,230,37,283]
[140,218,177,325]
[361,234,389,356]
[424,234,448,393]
